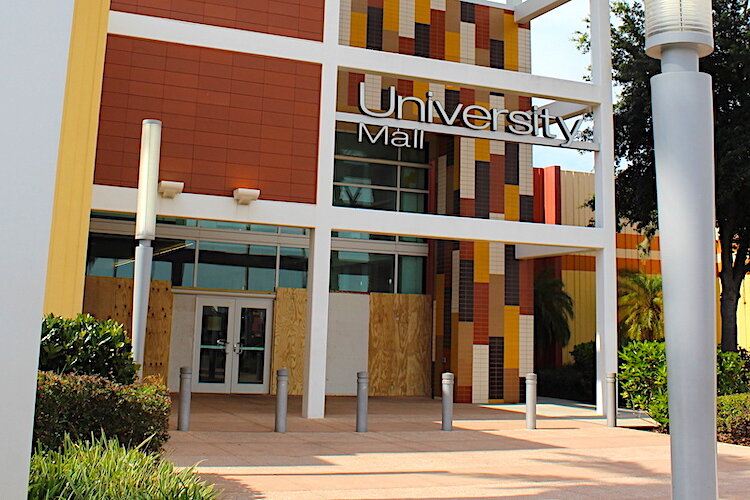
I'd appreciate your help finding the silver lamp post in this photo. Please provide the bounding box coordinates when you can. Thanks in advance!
[644,0,718,498]
[132,119,162,377]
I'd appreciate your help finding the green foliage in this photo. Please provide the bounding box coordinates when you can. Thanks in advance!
[617,271,663,342]
[40,314,137,384]
[619,342,750,429]
[538,342,596,404]
[717,349,750,395]
[29,435,219,500]
[618,341,669,427]
[717,393,750,445]
[533,268,575,349]
[570,341,595,374]
[34,371,170,453]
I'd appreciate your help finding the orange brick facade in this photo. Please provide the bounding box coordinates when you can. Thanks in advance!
[111,0,324,41]
[95,35,321,203]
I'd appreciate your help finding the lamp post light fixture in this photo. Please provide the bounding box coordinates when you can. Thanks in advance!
[132,119,162,376]
[644,0,718,498]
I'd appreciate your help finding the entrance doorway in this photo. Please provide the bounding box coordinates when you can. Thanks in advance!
[192,296,273,393]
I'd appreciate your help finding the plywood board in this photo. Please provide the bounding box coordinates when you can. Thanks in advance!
[368,293,432,396]
[271,287,307,395]
[83,276,173,382]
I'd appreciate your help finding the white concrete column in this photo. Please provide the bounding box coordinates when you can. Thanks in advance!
[0,1,75,497]
[590,0,619,415]
[302,227,332,418]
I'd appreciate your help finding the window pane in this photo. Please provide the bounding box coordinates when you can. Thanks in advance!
[398,255,426,294]
[330,251,394,293]
[91,211,135,222]
[280,226,308,235]
[332,231,395,241]
[86,234,195,287]
[334,159,397,187]
[400,166,428,190]
[400,144,429,163]
[399,192,427,213]
[398,236,427,243]
[279,247,308,288]
[335,131,398,160]
[152,239,196,287]
[333,185,397,211]
[198,220,278,233]
[156,216,197,227]
[197,242,276,292]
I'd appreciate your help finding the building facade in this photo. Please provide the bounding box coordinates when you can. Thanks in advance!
[41,0,619,417]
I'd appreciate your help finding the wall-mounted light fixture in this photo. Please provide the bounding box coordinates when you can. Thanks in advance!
[158,180,184,199]
[233,188,260,205]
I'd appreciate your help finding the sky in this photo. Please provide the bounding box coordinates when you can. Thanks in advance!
[491,0,594,172]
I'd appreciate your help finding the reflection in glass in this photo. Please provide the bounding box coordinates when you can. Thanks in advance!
[334,159,397,187]
[199,306,229,383]
[330,251,394,293]
[400,166,428,189]
[237,308,266,384]
[279,247,308,288]
[333,185,397,211]
[197,242,276,291]
[335,131,398,160]
[398,255,427,294]
[400,192,427,213]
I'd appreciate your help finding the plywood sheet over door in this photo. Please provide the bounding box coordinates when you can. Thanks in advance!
[369,293,432,396]
[82,276,173,381]
[271,287,307,395]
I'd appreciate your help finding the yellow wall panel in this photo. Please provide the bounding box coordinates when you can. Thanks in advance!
[504,306,519,369]
[350,12,367,47]
[503,13,518,71]
[415,0,431,24]
[445,32,460,62]
[474,241,489,283]
[504,184,519,221]
[475,138,490,162]
[561,269,597,364]
[383,0,400,31]
[44,0,110,316]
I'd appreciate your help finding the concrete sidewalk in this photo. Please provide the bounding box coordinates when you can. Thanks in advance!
[166,395,750,499]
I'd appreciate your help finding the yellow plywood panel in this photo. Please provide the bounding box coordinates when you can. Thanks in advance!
[474,241,490,283]
[369,293,432,396]
[737,278,750,349]
[504,184,519,221]
[82,276,172,381]
[271,288,307,395]
[44,0,110,317]
[503,13,518,71]
[383,0,400,31]
[350,12,367,47]
[560,170,595,227]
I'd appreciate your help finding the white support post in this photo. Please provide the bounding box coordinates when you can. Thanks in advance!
[302,227,332,418]
[590,0,619,416]
[0,1,75,497]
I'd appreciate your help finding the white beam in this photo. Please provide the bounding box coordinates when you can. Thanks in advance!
[515,244,589,259]
[539,100,591,119]
[515,0,572,24]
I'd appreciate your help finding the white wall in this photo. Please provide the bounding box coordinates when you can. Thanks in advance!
[0,1,75,497]
[326,293,370,395]
[167,294,196,392]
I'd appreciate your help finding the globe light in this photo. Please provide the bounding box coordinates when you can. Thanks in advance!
[644,0,714,57]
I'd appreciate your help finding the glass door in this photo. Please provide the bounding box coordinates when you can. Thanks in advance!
[192,296,273,394]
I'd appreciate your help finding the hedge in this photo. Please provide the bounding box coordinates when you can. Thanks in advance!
[34,371,170,453]
[717,393,750,446]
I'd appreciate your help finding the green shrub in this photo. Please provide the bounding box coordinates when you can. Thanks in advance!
[570,341,596,374]
[717,393,750,445]
[40,314,137,384]
[34,371,170,453]
[717,350,750,395]
[618,341,669,427]
[538,342,596,404]
[29,435,219,500]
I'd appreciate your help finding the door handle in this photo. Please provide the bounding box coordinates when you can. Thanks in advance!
[233,342,241,354]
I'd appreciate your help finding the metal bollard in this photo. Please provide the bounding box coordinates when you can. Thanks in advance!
[178,366,192,431]
[356,371,368,432]
[441,372,454,431]
[275,369,289,433]
[525,373,537,430]
[606,372,617,427]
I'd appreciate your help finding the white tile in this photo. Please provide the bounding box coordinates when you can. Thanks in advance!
[460,22,475,65]
[364,74,382,111]
[489,242,505,275]
[431,0,446,11]
[490,139,505,156]
[472,344,489,403]
[339,0,351,45]
[399,0,415,38]
[460,137,475,199]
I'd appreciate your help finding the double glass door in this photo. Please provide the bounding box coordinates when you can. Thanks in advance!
[192,297,272,393]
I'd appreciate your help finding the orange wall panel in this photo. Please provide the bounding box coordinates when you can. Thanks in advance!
[110,0,324,42]
[95,35,321,203]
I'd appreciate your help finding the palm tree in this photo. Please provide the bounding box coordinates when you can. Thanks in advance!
[534,268,575,349]
[617,270,664,342]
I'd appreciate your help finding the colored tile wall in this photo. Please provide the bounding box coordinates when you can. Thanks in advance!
[340,0,531,71]
[95,35,321,203]
[110,0,324,42]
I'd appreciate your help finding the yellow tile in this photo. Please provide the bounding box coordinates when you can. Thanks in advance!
[415,0,431,24]
[504,184,519,221]
[445,32,460,62]
[474,241,490,283]
[351,12,367,48]
[413,80,429,101]
[503,13,518,71]
[475,138,490,162]
[504,306,520,369]
[383,0,400,31]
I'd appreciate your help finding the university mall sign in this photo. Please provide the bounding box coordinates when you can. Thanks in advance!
[356,82,584,149]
